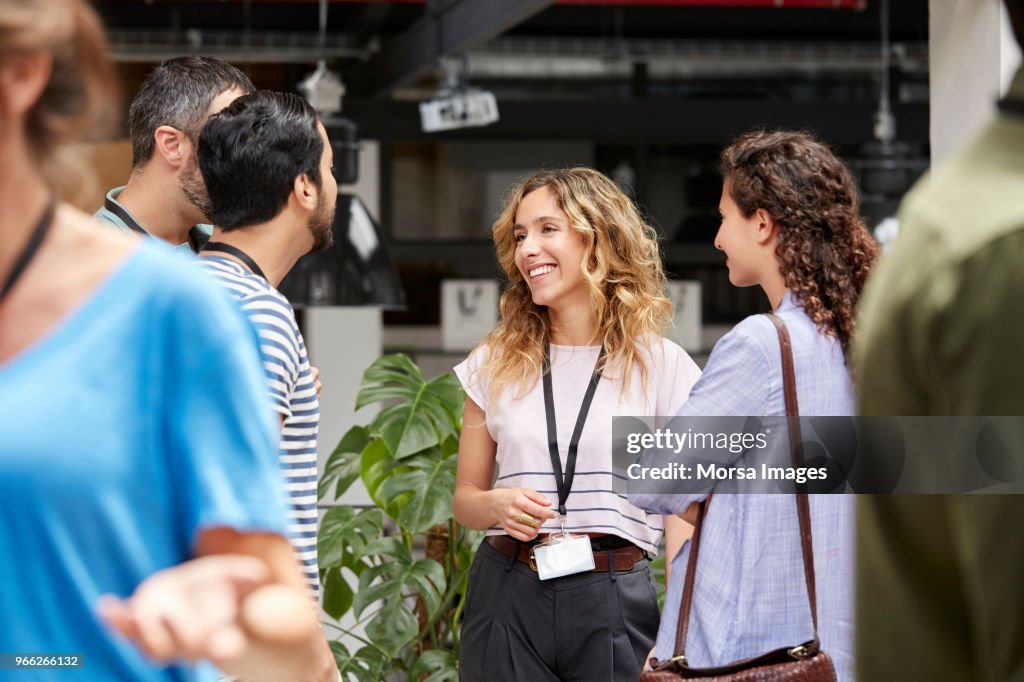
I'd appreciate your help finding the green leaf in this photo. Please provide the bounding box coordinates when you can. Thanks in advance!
[330,642,388,682]
[321,426,371,500]
[321,567,354,620]
[318,506,384,569]
[364,599,419,659]
[651,551,667,610]
[356,355,465,459]
[410,649,459,682]
[452,527,484,573]
[362,536,411,563]
[353,557,447,623]
[356,353,426,408]
[360,438,405,520]
[440,433,460,458]
[378,456,458,534]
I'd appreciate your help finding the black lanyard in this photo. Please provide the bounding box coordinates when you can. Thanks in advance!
[998,96,1024,118]
[202,242,268,282]
[542,344,606,517]
[105,194,206,252]
[1,198,56,304]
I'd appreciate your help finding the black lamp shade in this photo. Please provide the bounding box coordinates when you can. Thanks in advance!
[278,193,406,308]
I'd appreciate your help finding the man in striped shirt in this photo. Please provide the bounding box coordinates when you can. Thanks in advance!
[195,90,337,598]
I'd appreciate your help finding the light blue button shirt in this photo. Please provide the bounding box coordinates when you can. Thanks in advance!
[630,291,856,682]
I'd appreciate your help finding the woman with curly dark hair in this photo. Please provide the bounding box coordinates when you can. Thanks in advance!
[632,130,878,681]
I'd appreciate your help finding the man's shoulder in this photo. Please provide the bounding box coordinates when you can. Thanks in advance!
[900,118,1024,257]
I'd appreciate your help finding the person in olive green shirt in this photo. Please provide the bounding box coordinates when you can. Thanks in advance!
[854,2,1024,680]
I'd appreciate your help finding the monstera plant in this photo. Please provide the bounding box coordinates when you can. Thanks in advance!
[318,354,480,682]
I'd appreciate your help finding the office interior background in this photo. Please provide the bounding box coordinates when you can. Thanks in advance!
[84,0,1021,663]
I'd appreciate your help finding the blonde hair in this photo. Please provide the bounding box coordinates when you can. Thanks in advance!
[479,167,672,405]
[0,0,118,199]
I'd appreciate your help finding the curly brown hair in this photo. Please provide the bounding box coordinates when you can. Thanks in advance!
[721,130,879,358]
[478,167,672,404]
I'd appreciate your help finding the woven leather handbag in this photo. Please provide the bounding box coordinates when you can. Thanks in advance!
[640,314,838,682]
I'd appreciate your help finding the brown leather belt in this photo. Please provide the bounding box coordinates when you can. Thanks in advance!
[485,535,646,573]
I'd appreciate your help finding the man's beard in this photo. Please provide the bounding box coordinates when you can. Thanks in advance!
[308,191,336,253]
[179,158,212,221]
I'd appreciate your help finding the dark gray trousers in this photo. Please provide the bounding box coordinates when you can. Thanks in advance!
[459,539,659,682]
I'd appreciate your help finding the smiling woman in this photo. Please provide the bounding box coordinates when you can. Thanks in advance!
[450,167,703,682]
[511,186,588,310]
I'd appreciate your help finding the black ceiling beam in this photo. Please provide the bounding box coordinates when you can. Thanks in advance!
[343,98,930,147]
[347,0,554,97]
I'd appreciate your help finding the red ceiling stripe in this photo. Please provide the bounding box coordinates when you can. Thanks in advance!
[554,0,865,7]
[110,0,866,7]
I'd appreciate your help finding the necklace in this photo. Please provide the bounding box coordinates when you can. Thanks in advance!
[1,198,56,304]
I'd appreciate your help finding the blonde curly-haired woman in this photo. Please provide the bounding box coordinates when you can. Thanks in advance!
[452,168,702,681]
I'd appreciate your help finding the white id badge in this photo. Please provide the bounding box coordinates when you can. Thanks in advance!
[531,533,595,580]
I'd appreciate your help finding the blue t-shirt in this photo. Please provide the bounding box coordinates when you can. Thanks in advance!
[0,241,288,681]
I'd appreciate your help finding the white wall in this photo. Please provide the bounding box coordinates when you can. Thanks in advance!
[930,0,1023,164]
[308,139,385,652]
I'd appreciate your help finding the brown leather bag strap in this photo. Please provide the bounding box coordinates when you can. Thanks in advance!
[672,493,708,659]
[765,312,821,641]
[668,312,822,662]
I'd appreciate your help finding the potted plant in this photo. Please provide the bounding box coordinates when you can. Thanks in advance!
[318,354,481,681]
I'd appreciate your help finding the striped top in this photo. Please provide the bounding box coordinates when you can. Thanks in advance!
[454,338,701,554]
[199,256,320,595]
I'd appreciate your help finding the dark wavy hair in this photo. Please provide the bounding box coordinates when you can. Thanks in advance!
[198,90,322,230]
[721,130,879,359]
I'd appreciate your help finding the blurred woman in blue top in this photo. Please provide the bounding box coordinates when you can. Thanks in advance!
[631,130,879,681]
[0,1,333,680]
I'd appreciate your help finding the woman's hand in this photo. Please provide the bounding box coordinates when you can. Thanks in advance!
[490,488,559,541]
[98,555,317,666]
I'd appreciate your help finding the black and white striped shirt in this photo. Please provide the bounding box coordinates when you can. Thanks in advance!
[200,256,320,595]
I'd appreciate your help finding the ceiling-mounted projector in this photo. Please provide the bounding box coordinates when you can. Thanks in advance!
[419,89,499,133]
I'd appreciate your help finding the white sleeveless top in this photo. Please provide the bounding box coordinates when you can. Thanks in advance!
[454,338,701,553]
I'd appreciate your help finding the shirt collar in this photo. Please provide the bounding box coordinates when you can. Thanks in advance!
[777,289,798,312]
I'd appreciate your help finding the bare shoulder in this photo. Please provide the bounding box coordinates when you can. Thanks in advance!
[44,205,140,286]
[0,205,142,361]
[57,204,138,260]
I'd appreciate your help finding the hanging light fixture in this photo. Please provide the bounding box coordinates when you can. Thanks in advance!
[280,0,405,309]
[852,0,927,250]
